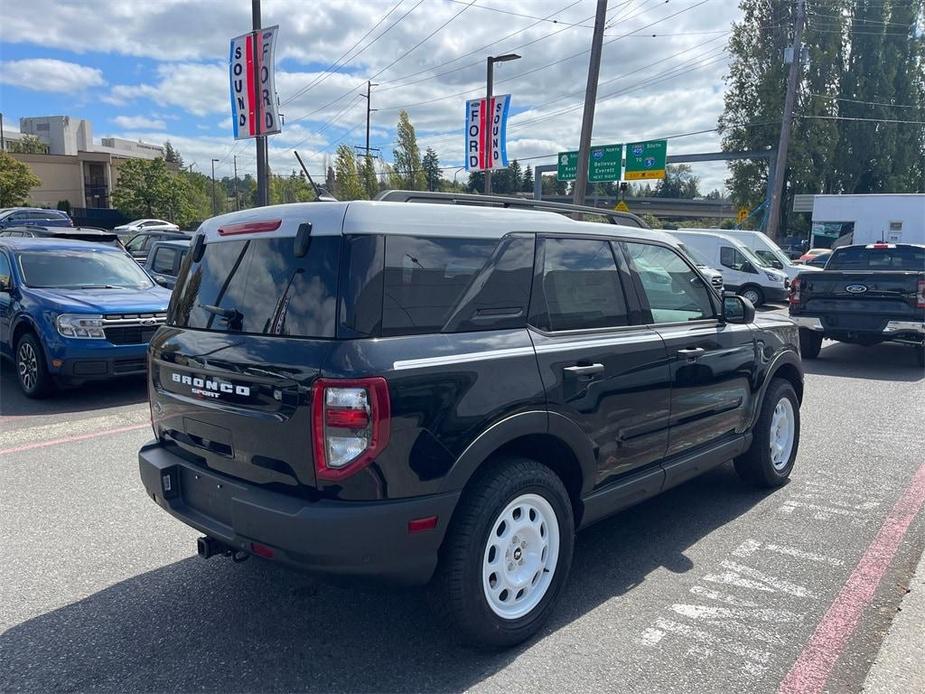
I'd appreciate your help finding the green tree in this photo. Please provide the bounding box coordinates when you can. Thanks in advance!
[422,147,441,191]
[361,155,380,198]
[521,165,534,193]
[0,151,41,206]
[392,110,426,189]
[8,135,48,155]
[163,141,184,168]
[112,157,203,225]
[334,144,367,200]
[654,164,701,198]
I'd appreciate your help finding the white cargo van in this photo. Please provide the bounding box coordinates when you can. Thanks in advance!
[712,229,821,281]
[668,230,789,306]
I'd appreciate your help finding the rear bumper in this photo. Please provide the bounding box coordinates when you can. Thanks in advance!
[790,314,925,343]
[138,441,459,585]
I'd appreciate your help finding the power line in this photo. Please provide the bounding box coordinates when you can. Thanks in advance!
[799,114,925,125]
[280,0,407,107]
[809,93,919,109]
[443,0,598,28]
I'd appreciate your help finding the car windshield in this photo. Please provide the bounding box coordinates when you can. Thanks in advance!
[676,242,711,268]
[18,250,154,289]
[739,244,770,268]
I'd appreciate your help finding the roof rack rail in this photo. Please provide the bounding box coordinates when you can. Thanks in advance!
[374,190,648,228]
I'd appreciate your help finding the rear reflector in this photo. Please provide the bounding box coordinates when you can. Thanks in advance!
[250,542,275,559]
[408,516,438,534]
[218,219,282,236]
[326,406,370,429]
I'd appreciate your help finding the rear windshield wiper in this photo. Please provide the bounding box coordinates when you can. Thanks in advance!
[200,304,243,330]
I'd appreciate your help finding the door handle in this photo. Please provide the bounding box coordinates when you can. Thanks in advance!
[677,347,706,359]
[564,363,605,377]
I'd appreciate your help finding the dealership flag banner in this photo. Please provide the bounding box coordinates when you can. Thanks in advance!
[229,25,282,140]
[465,95,511,171]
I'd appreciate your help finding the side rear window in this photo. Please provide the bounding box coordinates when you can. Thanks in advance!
[170,236,340,338]
[381,236,496,336]
[537,237,629,331]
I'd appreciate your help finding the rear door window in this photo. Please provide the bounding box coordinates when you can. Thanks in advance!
[152,247,179,274]
[170,236,340,338]
[536,237,630,331]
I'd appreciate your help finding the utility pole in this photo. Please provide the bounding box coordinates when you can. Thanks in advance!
[573,0,608,207]
[211,158,219,216]
[484,54,521,194]
[0,113,5,151]
[253,0,269,207]
[361,80,379,157]
[766,0,805,241]
[233,155,240,211]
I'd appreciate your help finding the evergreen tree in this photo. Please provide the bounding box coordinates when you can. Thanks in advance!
[334,144,367,200]
[325,166,336,195]
[521,165,534,193]
[422,147,441,191]
[654,165,701,199]
[361,155,379,198]
[392,110,426,189]
[163,141,184,168]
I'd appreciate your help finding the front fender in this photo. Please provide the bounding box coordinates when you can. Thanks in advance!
[748,348,803,429]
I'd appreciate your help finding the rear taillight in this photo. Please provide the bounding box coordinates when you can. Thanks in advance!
[311,377,390,481]
[917,279,925,309]
[789,277,801,305]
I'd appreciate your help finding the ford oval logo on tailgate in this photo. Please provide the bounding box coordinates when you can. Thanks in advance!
[845,284,868,294]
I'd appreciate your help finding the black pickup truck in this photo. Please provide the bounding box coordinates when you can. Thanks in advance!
[789,242,925,366]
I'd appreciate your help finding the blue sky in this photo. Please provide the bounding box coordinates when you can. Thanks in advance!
[0,0,742,189]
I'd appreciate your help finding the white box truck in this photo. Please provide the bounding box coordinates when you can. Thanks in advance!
[811,194,925,248]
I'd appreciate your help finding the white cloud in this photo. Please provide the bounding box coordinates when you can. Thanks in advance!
[0,58,105,92]
[112,115,166,130]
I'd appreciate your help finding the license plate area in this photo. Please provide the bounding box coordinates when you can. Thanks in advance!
[180,467,234,526]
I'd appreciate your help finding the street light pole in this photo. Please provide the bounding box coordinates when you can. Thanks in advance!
[484,53,521,195]
[211,158,219,216]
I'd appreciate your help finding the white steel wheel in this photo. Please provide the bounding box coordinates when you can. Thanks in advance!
[482,493,560,620]
[769,396,795,471]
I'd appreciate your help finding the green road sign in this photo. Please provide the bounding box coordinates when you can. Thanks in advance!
[588,144,623,182]
[624,139,668,180]
[557,151,578,181]
[558,144,623,182]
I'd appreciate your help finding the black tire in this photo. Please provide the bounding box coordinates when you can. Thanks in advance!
[799,328,823,359]
[735,379,800,488]
[739,285,764,307]
[15,332,54,398]
[428,458,575,649]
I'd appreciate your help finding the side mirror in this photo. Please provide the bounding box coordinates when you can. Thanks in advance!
[723,293,755,324]
[771,259,784,270]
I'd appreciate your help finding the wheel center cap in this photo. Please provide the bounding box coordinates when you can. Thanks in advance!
[513,547,523,561]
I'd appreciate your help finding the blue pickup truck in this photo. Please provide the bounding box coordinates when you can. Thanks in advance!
[0,238,171,397]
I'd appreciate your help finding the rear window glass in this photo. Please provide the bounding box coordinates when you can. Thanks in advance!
[826,246,925,271]
[381,236,497,335]
[170,236,340,338]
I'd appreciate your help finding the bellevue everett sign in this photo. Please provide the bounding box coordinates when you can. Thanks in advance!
[557,139,667,182]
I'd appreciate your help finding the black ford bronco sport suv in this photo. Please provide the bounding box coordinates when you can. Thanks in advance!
[140,194,804,647]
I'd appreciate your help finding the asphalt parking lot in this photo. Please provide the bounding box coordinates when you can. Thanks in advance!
[2,318,924,693]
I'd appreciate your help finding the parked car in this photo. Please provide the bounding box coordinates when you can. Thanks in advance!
[668,230,789,306]
[0,208,73,229]
[675,240,725,292]
[0,238,171,397]
[796,247,831,264]
[114,218,180,236]
[139,199,804,648]
[0,225,123,248]
[790,242,925,365]
[144,239,190,289]
[124,229,190,264]
[718,229,822,281]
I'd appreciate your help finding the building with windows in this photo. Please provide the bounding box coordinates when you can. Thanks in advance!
[7,115,166,210]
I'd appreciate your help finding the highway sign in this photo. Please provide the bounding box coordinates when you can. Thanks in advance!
[589,144,623,183]
[737,207,749,223]
[624,139,667,180]
[557,151,578,181]
[615,200,630,212]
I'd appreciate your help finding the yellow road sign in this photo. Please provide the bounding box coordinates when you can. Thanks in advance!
[615,200,630,212]
[737,207,749,223]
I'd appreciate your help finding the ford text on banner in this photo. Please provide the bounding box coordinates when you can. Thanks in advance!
[229,25,282,140]
[465,95,511,171]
